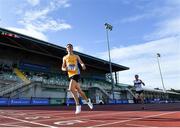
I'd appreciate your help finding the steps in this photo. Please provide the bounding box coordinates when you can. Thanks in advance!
[91,84,110,98]
[13,68,30,84]
[0,82,29,96]
[126,88,136,98]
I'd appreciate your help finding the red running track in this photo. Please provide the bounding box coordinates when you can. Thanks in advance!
[0,103,180,127]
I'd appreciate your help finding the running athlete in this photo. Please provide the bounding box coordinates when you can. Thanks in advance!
[133,74,145,107]
[61,43,93,114]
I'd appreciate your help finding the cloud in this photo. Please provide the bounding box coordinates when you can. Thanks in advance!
[27,0,40,6]
[49,0,71,9]
[7,0,72,41]
[144,18,180,40]
[7,27,48,41]
[19,17,72,32]
[99,36,179,61]
[120,14,152,23]
[74,46,84,53]
[19,0,72,32]
[22,8,50,22]
[98,36,180,90]
[120,0,180,24]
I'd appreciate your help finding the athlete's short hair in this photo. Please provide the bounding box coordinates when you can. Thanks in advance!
[135,74,139,77]
[66,43,73,48]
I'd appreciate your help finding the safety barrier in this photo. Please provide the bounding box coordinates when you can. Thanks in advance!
[0,98,65,106]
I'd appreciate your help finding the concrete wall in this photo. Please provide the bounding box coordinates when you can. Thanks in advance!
[19,84,66,98]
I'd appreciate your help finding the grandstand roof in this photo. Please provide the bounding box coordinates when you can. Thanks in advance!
[0,27,129,73]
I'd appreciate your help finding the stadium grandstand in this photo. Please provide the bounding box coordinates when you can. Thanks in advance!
[0,27,180,106]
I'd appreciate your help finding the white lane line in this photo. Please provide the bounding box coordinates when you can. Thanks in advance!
[33,111,134,123]
[0,110,73,116]
[0,110,75,119]
[22,111,101,120]
[5,111,101,120]
[0,123,25,127]
[88,111,177,127]
[1,110,105,122]
[0,110,73,115]
[82,119,106,123]
[0,109,100,117]
[126,123,149,127]
[0,121,25,126]
[0,115,57,128]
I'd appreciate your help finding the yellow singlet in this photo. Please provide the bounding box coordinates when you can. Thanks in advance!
[64,54,80,77]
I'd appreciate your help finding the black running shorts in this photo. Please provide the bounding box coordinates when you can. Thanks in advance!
[136,90,144,95]
[69,74,81,83]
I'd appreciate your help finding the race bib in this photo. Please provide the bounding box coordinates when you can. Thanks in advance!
[67,64,76,71]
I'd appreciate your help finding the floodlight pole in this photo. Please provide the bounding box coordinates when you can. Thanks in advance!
[156,53,166,93]
[105,23,114,100]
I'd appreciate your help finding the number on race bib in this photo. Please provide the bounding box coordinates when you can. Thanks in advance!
[68,64,76,71]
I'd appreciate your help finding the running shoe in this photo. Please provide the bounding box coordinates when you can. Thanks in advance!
[87,98,93,110]
[75,105,81,114]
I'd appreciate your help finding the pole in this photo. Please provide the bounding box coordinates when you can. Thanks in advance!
[105,23,114,100]
[157,53,168,102]
[156,53,166,93]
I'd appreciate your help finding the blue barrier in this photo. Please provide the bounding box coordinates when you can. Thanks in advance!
[10,99,30,105]
[122,100,128,104]
[108,99,129,104]
[0,98,49,106]
[116,100,122,104]
[66,98,75,105]
[66,98,83,106]
[0,98,9,105]
[31,99,49,105]
[108,99,116,104]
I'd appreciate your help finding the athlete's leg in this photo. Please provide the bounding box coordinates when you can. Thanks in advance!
[139,92,145,109]
[134,94,137,104]
[75,82,88,101]
[75,82,93,109]
[135,93,140,103]
[135,93,139,99]
[140,93,144,104]
[69,79,80,105]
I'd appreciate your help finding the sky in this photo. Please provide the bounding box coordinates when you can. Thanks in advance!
[0,0,179,90]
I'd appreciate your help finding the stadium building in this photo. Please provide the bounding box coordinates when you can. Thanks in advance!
[0,27,179,106]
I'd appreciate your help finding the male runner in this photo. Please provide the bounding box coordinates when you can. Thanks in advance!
[133,74,145,108]
[62,43,93,114]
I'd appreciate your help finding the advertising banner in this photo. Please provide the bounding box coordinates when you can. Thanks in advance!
[10,99,30,105]
[31,98,49,105]
[0,98,9,105]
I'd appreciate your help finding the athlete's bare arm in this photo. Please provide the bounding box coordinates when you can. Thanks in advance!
[77,55,86,70]
[61,57,67,71]
[140,80,145,86]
